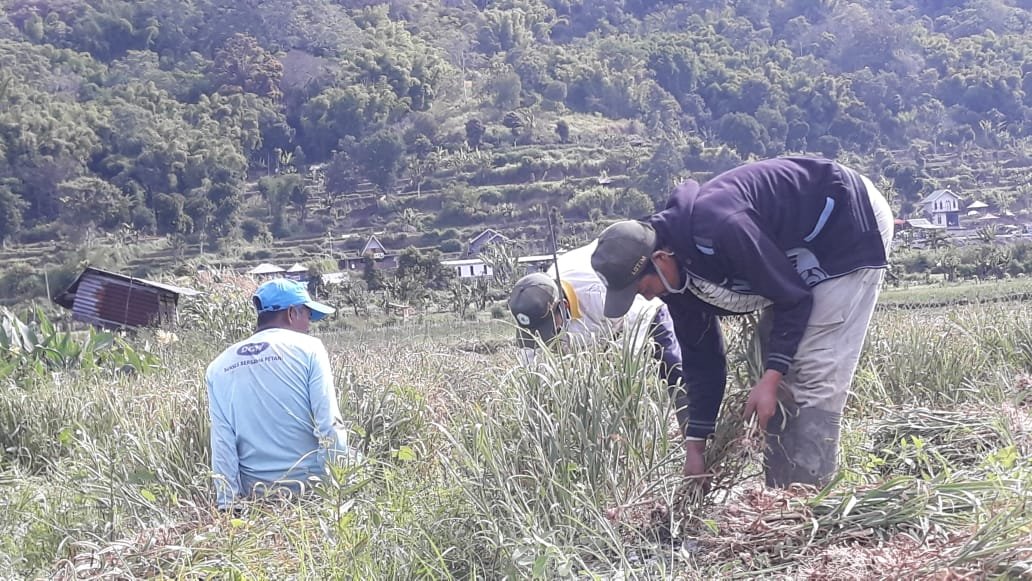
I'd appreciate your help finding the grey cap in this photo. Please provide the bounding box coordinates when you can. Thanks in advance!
[508,272,560,348]
[591,221,656,318]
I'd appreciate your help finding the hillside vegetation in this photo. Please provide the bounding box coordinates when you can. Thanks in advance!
[0,0,1031,295]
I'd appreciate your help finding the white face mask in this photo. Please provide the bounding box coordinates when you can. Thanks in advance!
[653,252,690,295]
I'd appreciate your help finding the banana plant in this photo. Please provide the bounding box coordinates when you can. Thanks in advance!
[0,307,160,382]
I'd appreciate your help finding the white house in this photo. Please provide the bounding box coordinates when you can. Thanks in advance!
[247,263,286,278]
[442,258,494,278]
[917,189,962,229]
[517,253,564,272]
[285,263,308,281]
[322,272,349,285]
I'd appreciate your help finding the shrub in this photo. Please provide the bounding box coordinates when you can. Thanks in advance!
[477,188,505,206]
[19,223,62,244]
[0,263,45,302]
[239,219,261,241]
[440,238,463,253]
[242,249,274,261]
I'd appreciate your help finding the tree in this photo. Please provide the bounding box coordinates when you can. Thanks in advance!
[815,135,842,158]
[555,119,570,143]
[407,150,439,196]
[324,149,361,195]
[292,184,312,225]
[503,110,528,145]
[357,131,406,193]
[57,177,130,230]
[395,247,451,301]
[488,71,523,109]
[399,208,427,232]
[240,218,271,243]
[300,85,400,156]
[0,185,27,246]
[718,112,769,159]
[153,193,191,235]
[786,120,810,151]
[338,278,370,317]
[363,260,387,291]
[639,140,685,205]
[258,174,302,237]
[448,279,477,319]
[212,33,284,99]
[647,43,699,99]
[478,236,523,292]
[207,178,243,239]
[465,118,486,149]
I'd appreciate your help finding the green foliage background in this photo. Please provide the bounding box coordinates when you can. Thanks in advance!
[0,0,1029,247]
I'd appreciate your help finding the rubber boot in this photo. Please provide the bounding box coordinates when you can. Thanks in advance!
[764,403,842,488]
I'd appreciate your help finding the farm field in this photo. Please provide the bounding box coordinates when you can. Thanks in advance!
[1,282,1031,579]
[879,278,1032,309]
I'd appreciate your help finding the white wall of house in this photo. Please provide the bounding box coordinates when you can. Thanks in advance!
[932,196,959,212]
[443,259,494,278]
[455,263,493,278]
[924,191,962,228]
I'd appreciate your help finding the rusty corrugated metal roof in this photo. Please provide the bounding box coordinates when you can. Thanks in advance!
[53,267,200,328]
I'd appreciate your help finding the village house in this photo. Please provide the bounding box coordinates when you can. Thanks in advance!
[517,253,562,272]
[917,189,962,229]
[285,263,308,281]
[247,263,286,279]
[441,258,494,279]
[340,234,399,271]
[53,267,200,329]
[467,228,509,256]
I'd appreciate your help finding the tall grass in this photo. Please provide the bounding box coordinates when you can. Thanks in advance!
[438,338,683,577]
[854,303,1032,409]
[1,288,1030,578]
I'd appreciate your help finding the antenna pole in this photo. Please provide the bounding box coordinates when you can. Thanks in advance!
[547,209,563,291]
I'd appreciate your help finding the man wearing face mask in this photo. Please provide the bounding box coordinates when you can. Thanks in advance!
[508,241,709,475]
[591,157,893,487]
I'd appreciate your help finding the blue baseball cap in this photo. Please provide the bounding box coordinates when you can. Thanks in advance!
[253,279,335,322]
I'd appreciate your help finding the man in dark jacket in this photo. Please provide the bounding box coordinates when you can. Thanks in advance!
[591,157,893,487]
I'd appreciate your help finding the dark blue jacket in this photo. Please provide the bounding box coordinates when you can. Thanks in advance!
[651,157,889,437]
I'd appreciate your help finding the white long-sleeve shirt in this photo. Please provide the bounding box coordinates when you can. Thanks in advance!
[533,240,666,355]
[205,328,353,508]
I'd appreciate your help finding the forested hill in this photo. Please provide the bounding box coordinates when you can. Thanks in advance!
[0,0,1030,260]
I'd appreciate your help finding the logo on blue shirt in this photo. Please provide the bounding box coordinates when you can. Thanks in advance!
[236,342,270,356]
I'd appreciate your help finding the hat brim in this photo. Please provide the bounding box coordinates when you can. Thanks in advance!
[515,315,559,349]
[305,301,335,322]
[603,285,639,318]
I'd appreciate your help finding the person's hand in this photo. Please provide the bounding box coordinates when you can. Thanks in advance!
[743,370,783,430]
[682,439,707,478]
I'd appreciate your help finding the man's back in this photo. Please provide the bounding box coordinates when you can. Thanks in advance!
[206,327,345,505]
[549,241,663,349]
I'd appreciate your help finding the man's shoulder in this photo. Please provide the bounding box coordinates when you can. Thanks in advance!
[258,328,326,354]
[557,243,604,284]
[206,330,327,380]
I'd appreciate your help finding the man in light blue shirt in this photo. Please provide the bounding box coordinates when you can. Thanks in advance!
[205,278,356,509]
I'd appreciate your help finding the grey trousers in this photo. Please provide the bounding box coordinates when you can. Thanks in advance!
[763,174,893,488]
